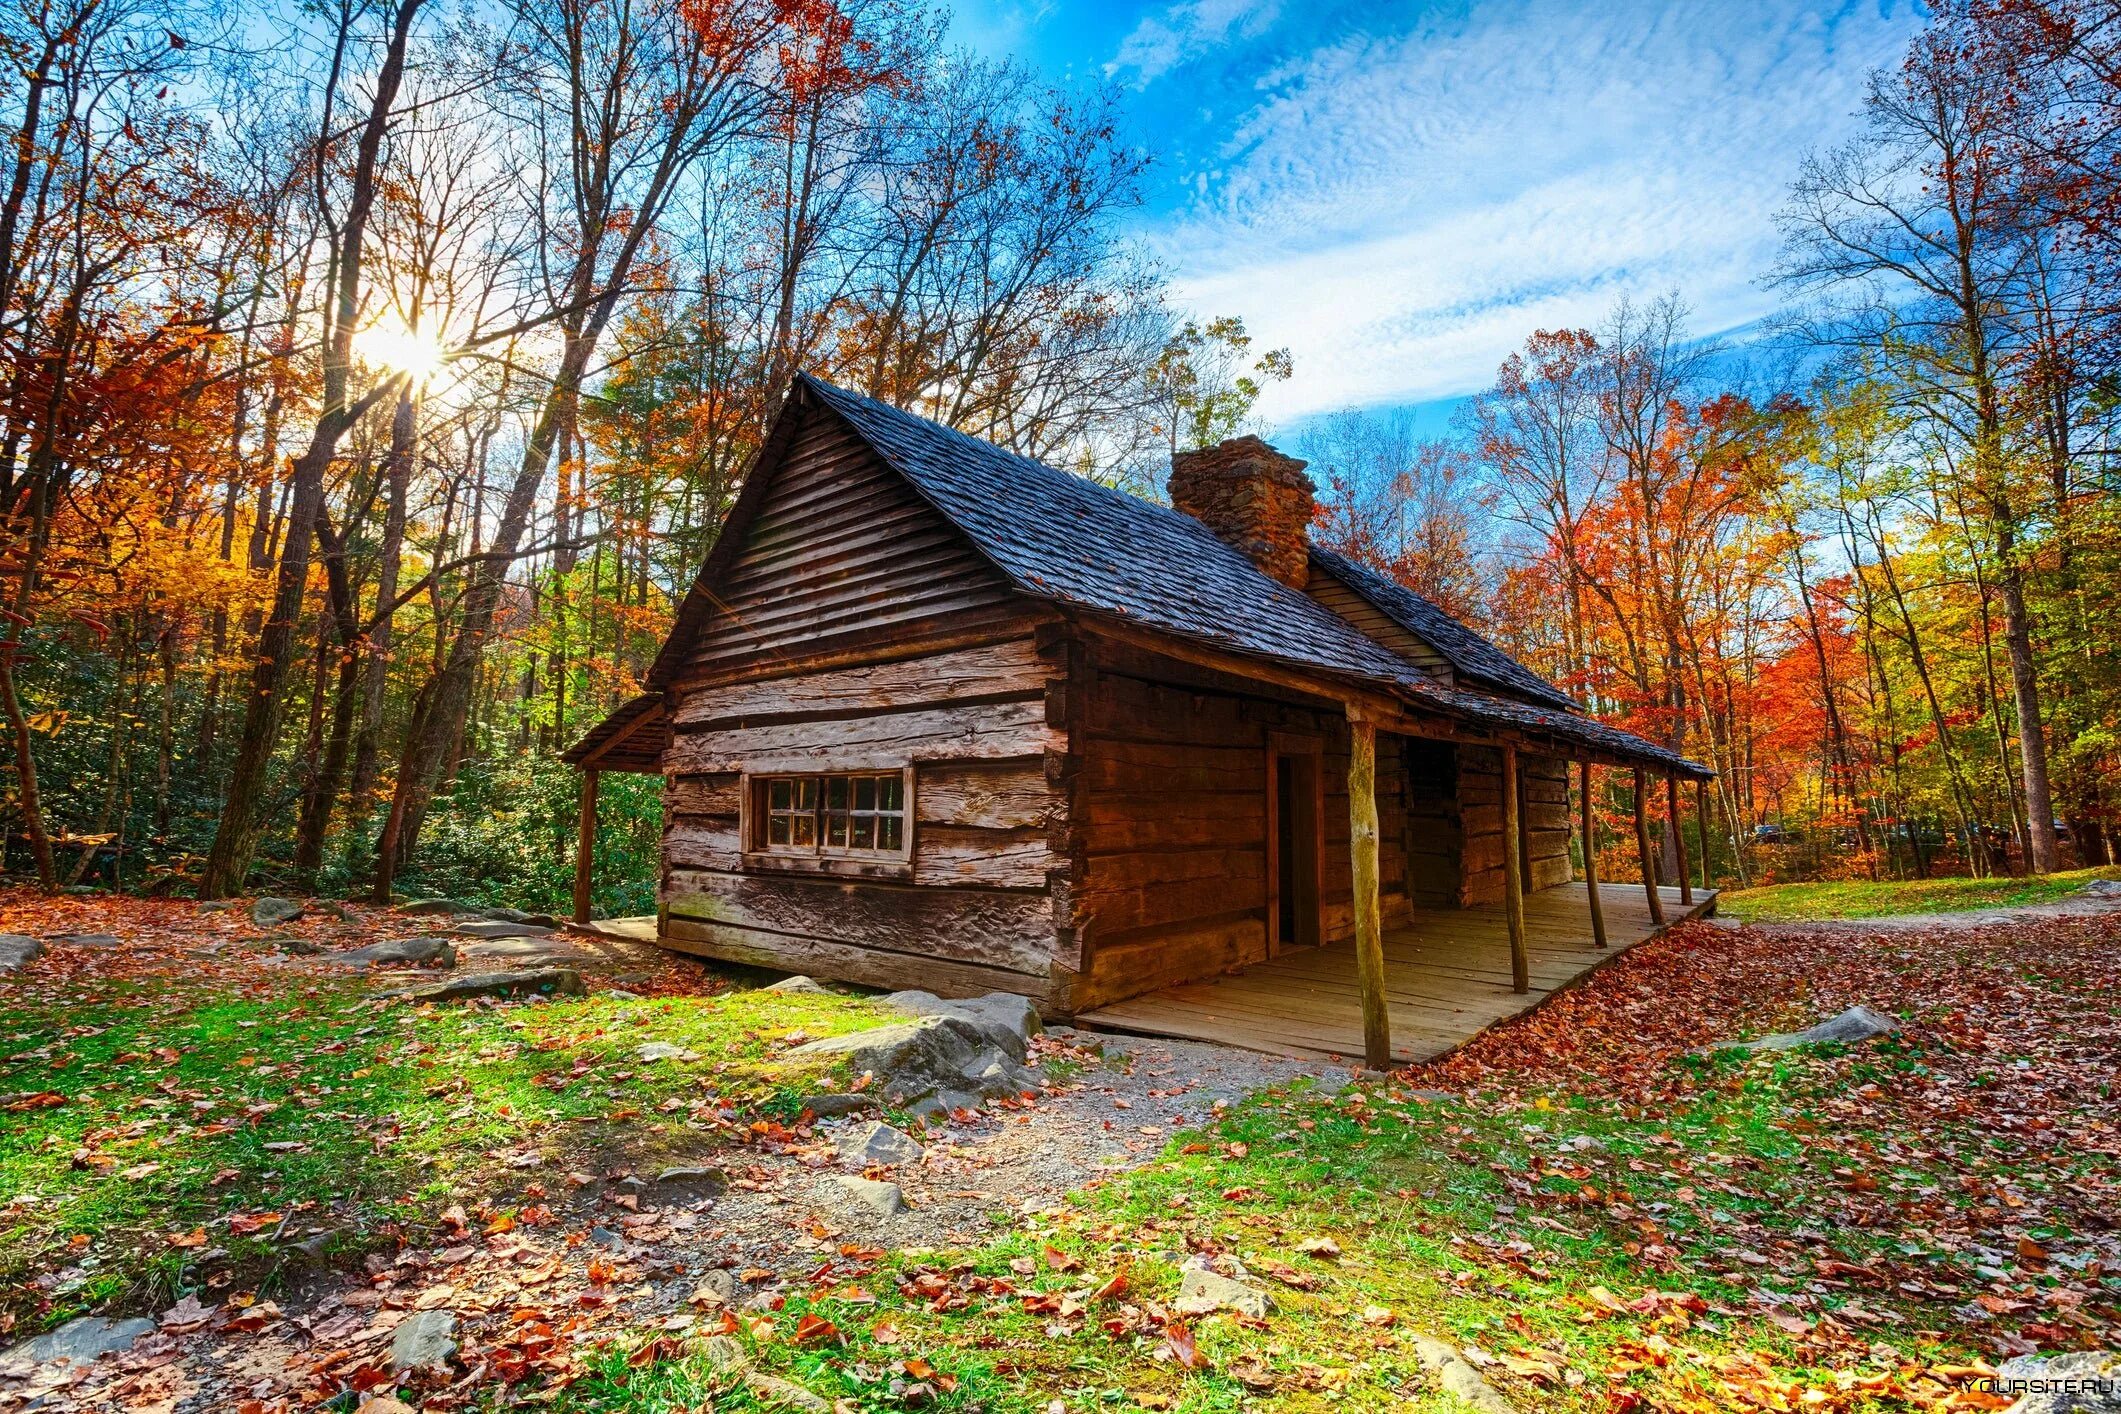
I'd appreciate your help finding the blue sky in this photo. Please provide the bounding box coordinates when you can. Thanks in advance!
[947,0,1928,434]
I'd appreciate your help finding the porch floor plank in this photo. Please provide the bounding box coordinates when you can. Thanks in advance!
[1077,883,1715,1064]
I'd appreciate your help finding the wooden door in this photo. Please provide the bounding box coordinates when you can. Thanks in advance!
[1265,734,1323,954]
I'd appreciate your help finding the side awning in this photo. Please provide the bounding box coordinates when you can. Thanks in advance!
[561,693,670,774]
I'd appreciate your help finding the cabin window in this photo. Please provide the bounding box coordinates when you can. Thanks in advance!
[750,770,909,861]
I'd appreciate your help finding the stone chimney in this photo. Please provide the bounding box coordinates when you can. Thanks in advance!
[1167,435,1315,588]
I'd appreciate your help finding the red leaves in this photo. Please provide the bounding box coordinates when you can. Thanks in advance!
[1162,1320,1207,1370]
[792,1312,840,1345]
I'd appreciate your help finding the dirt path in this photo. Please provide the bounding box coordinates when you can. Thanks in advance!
[1731,886,2121,935]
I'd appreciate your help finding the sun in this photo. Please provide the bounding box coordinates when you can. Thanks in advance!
[355,317,448,383]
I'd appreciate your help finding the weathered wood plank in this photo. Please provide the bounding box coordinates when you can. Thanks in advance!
[669,699,1060,773]
[675,640,1050,728]
[663,867,1054,974]
[662,918,1054,1004]
[911,826,1056,889]
[915,761,1058,830]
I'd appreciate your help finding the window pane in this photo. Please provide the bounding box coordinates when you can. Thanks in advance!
[792,814,816,846]
[769,779,790,811]
[854,776,875,810]
[794,779,817,810]
[826,812,848,847]
[851,815,875,849]
[768,814,790,845]
[879,816,902,851]
[826,776,847,810]
[878,775,902,811]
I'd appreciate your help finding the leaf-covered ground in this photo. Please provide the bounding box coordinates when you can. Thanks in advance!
[1718,866,2120,923]
[4,892,2118,1414]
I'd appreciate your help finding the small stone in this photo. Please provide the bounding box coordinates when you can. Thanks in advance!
[697,1331,747,1369]
[690,1269,741,1307]
[197,899,238,913]
[52,932,123,949]
[3,1316,156,1367]
[476,906,559,926]
[636,1041,699,1063]
[451,919,554,939]
[822,1174,905,1217]
[765,974,827,993]
[655,1165,729,1193]
[1411,1335,1514,1414]
[251,896,306,927]
[1174,1264,1272,1319]
[384,967,585,1003]
[744,1372,831,1413]
[0,934,44,974]
[396,897,471,916]
[588,1226,625,1249]
[804,1093,871,1117]
[388,1309,459,1372]
[839,1120,923,1166]
[279,938,325,956]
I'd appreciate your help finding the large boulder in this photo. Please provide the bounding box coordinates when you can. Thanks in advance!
[787,1014,1039,1106]
[458,935,592,967]
[451,919,555,940]
[1991,1350,2121,1412]
[385,968,585,1003]
[880,990,1041,1062]
[251,897,305,927]
[324,937,456,968]
[2,1316,155,1369]
[0,934,43,974]
[1719,1005,1899,1053]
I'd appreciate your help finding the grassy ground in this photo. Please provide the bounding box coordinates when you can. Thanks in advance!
[0,903,890,1330]
[1718,865,2119,923]
[518,917,2121,1414]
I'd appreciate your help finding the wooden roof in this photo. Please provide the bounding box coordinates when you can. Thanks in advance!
[559,692,666,774]
[566,375,1713,781]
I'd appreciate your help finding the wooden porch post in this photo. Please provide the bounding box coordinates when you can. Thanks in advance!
[1348,715,1391,1069]
[1633,766,1666,925]
[1501,745,1529,993]
[1696,778,1713,891]
[1668,773,1692,906]
[1581,760,1608,949]
[573,768,600,925]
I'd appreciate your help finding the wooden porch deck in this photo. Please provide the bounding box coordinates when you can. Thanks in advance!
[1076,883,1716,1064]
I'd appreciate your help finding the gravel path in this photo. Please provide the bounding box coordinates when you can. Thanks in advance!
[1734,888,2121,935]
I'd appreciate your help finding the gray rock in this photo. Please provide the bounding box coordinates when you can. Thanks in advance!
[804,1093,872,1117]
[765,974,828,993]
[880,990,1042,1062]
[697,1330,746,1368]
[908,1089,983,1122]
[476,907,559,926]
[691,1269,741,1308]
[451,919,555,940]
[821,1174,905,1217]
[396,898,471,916]
[327,937,457,968]
[278,938,324,956]
[655,1165,729,1193]
[1410,1335,1515,1414]
[636,1041,698,1063]
[788,1014,1042,1107]
[0,933,44,973]
[1721,1005,1899,1052]
[3,1316,155,1368]
[588,1226,625,1249]
[459,936,591,967]
[388,1309,458,1372]
[251,896,305,927]
[1993,1350,2121,1412]
[839,1120,923,1166]
[1174,1263,1272,1319]
[52,932,122,949]
[2082,878,2121,898]
[197,899,238,913]
[384,967,585,1003]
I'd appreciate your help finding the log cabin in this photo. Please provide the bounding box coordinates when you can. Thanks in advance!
[566,374,1712,1065]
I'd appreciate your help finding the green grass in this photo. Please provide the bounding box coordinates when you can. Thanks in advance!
[1718,865,2120,922]
[0,972,890,1328]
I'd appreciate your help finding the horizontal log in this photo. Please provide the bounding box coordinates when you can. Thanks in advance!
[661,918,1055,1005]
[665,774,741,816]
[1082,740,1263,794]
[669,699,1059,774]
[667,819,741,872]
[664,867,1054,973]
[1080,913,1265,1007]
[674,639,1050,729]
[915,761,1060,830]
[912,826,1057,889]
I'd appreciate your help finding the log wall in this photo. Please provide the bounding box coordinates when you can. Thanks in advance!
[1459,747,1572,904]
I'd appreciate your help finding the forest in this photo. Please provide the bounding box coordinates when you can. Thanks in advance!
[1,0,2116,911]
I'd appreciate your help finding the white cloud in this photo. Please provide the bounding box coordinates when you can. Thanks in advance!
[1109,0,1284,86]
[1139,0,1924,419]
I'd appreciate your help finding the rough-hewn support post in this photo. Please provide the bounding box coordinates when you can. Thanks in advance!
[1501,745,1530,993]
[1581,760,1608,949]
[1348,715,1390,1069]
[1695,778,1712,892]
[1668,773,1692,906]
[1633,766,1665,925]
[573,768,599,925]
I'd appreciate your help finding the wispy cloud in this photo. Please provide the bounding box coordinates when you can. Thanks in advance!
[1124,0,1924,420]
[1108,0,1284,86]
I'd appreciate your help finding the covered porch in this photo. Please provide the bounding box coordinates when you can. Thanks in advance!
[1078,880,1715,1063]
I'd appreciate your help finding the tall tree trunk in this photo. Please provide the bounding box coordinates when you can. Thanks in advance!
[349,386,413,809]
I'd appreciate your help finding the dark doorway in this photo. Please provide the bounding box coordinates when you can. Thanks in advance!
[1268,743,1321,953]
